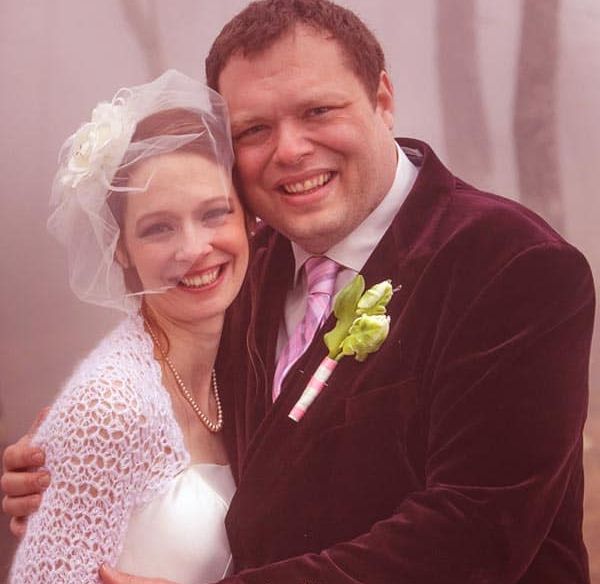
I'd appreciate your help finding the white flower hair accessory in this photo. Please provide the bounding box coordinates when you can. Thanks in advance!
[61,98,135,191]
[48,70,234,313]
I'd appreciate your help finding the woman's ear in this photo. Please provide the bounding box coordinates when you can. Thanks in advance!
[116,243,143,293]
[115,242,130,268]
[245,213,259,238]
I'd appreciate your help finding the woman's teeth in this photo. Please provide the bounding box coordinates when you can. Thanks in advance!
[179,267,220,288]
[282,172,332,194]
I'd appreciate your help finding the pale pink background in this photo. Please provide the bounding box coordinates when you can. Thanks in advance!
[1,0,598,577]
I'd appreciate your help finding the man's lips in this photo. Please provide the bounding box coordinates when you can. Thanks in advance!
[277,171,335,195]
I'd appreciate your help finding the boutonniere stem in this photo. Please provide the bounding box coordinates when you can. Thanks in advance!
[288,276,397,422]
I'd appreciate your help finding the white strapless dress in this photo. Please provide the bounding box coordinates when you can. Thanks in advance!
[117,463,236,584]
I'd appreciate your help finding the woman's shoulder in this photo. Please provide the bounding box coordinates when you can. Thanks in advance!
[72,313,155,378]
[34,312,189,485]
[37,314,173,442]
[61,314,164,403]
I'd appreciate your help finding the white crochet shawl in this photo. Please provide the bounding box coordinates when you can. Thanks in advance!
[10,314,190,583]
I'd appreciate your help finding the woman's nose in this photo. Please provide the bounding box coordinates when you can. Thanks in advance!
[174,228,214,263]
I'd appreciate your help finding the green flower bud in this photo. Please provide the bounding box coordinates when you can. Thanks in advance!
[325,275,365,359]
[356,280,393,315]
[332,275,365,320]
[339,314,391,362]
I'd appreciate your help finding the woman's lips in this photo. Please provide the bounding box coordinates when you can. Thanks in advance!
[177,264,224,291]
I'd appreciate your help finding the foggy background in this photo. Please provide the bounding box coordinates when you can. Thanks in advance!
[1,0,599,579]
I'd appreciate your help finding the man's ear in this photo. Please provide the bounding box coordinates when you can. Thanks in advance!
[375,70,395,130]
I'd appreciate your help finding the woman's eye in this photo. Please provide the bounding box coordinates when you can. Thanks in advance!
[203,207,232,226]
[140,223,173,238]
[235,125,267,142]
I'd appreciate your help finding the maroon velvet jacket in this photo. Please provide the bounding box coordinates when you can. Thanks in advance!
[215,139,595,583]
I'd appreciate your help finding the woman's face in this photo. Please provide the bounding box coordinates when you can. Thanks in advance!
[118,150,249,326]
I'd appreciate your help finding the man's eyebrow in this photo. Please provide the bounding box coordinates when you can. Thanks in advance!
[229,91,350,136]
[231,93,347,126]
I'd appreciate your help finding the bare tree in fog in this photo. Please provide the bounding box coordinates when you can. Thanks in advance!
[514,0,563,232]
[119,0,166,79]
[436,0,492,186]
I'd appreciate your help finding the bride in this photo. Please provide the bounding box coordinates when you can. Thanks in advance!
[10,70,250,583]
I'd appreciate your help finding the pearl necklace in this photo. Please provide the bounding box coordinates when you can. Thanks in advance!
[143,318,223,433]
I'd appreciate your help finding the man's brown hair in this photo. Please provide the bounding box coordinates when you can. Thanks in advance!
[205,0,387,104]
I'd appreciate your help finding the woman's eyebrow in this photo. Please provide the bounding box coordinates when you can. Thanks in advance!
[135,196,233,223]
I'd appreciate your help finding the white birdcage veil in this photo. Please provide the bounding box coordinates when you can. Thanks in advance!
[48,69,234,313]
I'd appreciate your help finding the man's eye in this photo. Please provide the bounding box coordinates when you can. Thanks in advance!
[307,106,332,117]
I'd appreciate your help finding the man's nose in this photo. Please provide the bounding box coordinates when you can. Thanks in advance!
[273,122,313,166]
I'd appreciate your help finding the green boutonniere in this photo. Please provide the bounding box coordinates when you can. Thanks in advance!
[289,276,396,422]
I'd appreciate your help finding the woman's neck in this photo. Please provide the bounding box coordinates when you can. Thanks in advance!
[144,308,224,407]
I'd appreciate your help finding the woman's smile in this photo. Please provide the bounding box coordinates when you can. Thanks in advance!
[177,263,226,292]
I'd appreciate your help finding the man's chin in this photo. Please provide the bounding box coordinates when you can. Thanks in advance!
[280,220,348,254]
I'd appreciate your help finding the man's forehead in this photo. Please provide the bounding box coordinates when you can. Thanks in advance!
[239,23,336,58]
[218,25,345,83]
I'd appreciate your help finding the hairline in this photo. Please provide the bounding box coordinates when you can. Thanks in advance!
[212,23,384,106]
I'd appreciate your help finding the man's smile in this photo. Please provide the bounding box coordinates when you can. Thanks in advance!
[279,171,335,194]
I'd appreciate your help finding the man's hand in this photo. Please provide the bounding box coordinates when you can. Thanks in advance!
[99,565,177,584]
[1,408,50,537]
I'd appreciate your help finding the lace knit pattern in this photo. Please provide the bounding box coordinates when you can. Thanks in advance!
[10,314,190,583]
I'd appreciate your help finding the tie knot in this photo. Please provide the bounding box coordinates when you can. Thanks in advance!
[304,256,339,296]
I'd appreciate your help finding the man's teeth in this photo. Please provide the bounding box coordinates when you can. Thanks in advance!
[180,267,220,288]
[282,172,332,194]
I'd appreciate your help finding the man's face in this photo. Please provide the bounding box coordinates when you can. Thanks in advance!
[218,25,397,254]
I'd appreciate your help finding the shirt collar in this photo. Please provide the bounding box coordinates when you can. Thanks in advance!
[291,142,419,281]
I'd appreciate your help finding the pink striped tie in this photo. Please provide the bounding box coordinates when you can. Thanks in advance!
[272,256,340,401]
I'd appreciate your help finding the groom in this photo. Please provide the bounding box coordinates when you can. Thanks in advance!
[3,1,595,582]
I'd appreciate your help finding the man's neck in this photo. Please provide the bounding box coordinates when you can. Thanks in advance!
[291,140,418,277]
